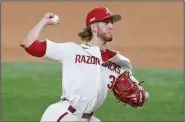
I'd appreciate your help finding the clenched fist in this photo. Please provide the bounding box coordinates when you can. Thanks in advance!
[44,13,60,25]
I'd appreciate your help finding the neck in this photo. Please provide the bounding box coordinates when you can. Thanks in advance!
[88,36,107,50]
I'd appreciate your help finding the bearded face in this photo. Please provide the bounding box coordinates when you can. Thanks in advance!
[95,19,114,42]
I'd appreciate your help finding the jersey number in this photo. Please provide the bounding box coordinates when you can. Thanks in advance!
[107,75,116,89]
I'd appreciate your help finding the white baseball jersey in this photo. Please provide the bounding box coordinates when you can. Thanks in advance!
[42,39,138,114]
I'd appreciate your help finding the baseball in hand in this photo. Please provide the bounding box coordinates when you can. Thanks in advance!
[51,15,60,24]
[44,13,60,25]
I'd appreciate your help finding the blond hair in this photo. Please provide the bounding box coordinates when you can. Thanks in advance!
[78,26,92,42]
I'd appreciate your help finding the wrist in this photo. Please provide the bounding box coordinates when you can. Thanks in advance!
[40,18,49,26]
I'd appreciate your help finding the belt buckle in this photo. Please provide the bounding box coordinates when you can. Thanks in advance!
[82,112,93,120]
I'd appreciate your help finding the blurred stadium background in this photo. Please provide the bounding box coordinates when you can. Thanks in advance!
[2,1,184,121]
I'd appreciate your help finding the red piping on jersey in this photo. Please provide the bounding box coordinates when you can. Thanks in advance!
[101,49,116,62]
[20,40,46,57]
[57,112,68,122]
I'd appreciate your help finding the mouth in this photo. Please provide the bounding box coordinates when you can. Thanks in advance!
[108,32,113,37]
[108,30,114,35]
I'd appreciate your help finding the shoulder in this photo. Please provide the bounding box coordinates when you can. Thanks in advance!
[108,49,131,63]
[45,39,80,47]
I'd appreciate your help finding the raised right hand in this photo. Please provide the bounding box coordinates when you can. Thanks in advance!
[44,13,60,25]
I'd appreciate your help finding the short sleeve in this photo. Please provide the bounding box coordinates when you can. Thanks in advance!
[43,39,75,61]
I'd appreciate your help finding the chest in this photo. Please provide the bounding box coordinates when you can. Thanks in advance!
[71,46,103,66]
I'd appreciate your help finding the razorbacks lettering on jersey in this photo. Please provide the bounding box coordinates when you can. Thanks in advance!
[100,50,139,92]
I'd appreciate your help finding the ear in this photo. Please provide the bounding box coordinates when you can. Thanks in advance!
[90,23,98,32]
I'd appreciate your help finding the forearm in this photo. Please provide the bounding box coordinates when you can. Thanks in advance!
[21,18,48,47]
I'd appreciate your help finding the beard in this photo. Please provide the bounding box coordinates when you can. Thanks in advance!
[97,32,113,42]
[102,36,113,42]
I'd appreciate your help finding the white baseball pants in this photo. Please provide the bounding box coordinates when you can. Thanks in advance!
[40,100,101,122]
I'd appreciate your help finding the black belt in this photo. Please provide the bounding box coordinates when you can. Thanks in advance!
[62,98,93,120]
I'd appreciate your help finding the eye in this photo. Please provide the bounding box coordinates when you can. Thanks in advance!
[104,20,114,24]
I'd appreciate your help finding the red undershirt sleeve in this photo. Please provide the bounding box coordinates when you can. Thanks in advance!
[20,40,46,57]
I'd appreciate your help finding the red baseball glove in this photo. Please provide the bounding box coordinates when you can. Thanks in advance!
[112,71,146,108]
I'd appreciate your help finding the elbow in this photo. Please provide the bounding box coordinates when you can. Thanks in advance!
[21,34,39,47]
[20,39,29,48]
[21,38,36,48]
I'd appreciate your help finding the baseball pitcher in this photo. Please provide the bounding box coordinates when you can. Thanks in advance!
[21,6,149,122]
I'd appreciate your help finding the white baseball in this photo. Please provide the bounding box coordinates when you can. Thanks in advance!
[51,15,60,24]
